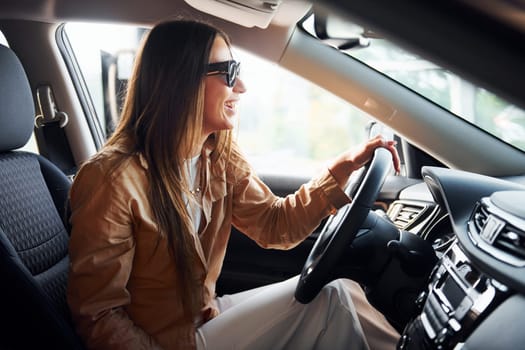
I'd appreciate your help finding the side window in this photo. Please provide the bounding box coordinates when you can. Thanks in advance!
[63,23,143,138]
[64,22,373,176]
[235,50,371,176]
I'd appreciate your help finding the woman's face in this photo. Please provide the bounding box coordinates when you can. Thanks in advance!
[203,36,246,136]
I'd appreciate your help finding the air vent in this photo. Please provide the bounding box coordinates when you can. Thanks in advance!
[472,202,490,233]
[494,224,525,259]
[468,197,525,267]
[387,201,428,230]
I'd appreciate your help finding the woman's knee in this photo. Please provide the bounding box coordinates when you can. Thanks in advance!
[318,278,356,311]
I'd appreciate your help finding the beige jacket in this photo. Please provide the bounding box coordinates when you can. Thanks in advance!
[67,141,350,350]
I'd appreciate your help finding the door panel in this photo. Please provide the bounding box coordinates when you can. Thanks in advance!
[216,173,405,296]
[216,228,316,295]
[216,174,316,295]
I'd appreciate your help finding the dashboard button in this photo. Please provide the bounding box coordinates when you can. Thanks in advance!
[454,297,473,319]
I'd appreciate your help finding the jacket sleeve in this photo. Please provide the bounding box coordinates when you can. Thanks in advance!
[67,161,162,350]
[230,148,351,250]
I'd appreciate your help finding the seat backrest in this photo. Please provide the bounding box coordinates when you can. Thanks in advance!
[0,44,84,349]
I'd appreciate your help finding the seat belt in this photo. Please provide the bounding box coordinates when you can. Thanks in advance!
[34,85,76,176]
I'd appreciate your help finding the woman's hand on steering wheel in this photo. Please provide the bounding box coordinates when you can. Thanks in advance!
[328,135,401,188]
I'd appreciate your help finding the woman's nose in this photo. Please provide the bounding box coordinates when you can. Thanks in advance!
[233,76,247,93]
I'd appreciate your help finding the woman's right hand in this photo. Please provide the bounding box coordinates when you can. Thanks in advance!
[328,135,401,188]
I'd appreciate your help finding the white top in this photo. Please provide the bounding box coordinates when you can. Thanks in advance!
[185,155,202,234]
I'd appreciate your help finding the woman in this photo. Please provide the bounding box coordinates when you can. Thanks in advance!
[67,19,401,350]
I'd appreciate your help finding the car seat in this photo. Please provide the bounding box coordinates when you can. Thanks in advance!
[0,44,84,349]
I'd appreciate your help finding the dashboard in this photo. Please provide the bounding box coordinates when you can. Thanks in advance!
[385,166,525,349]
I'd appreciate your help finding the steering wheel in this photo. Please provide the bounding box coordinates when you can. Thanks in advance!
[295,147,393,303]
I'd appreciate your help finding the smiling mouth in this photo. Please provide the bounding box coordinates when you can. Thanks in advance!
[225,100,237,111]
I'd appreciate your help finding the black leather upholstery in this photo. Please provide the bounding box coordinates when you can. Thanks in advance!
[0,44,83,349]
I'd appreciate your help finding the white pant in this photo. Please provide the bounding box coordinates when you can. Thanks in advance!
[196,277,399,350]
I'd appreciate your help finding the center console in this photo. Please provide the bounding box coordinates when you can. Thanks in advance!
[397,240,509,349]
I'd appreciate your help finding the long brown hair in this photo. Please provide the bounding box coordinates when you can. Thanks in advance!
[105,19,233,320]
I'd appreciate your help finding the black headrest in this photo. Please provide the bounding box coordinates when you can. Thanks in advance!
[0,44,35,152]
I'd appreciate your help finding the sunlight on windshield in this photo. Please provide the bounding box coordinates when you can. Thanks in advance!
[301,14,525,152]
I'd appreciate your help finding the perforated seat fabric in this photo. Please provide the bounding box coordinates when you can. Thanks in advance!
[0,44,84,349]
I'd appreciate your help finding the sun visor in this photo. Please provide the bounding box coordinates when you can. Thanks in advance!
[184,0,282,28]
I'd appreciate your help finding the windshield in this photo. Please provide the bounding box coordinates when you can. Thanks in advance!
[301,13,525,152]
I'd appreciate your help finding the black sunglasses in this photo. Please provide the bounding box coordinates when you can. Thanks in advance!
[206,60,241,88]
